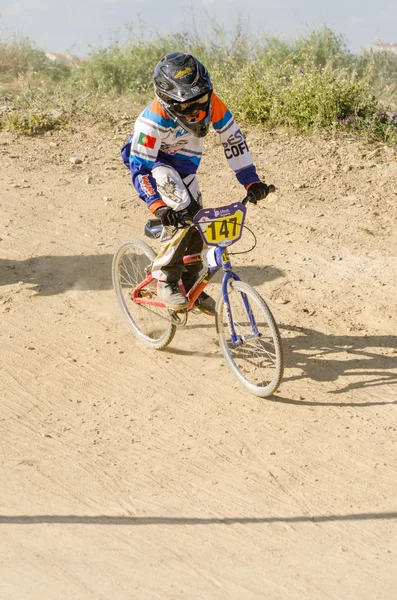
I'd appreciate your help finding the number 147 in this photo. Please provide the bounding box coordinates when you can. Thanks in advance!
[207,217,239,240]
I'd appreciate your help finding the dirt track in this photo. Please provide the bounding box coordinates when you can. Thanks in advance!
[1,118,397,599]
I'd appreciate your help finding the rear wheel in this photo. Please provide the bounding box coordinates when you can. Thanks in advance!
[216,280,283,397]
[112,238,176,349]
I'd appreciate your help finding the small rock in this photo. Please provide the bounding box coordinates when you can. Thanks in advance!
[85,176,92,184]
[49,141,58,148]
[70,156,83,165]
[367,147,381,160]
[50,109,63,119]
[342,164,353,173]
[103,196,112,202]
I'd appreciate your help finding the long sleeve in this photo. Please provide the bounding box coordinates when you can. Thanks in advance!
[122,100,176,212]
[211,93,260,188]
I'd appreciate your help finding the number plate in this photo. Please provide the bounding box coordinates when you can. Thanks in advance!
[194,202,246,247]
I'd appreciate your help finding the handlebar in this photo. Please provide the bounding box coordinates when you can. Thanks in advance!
[169,184,277,229]
[242,184,276,205]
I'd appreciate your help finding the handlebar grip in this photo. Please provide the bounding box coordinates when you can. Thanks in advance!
[242,184,276,205]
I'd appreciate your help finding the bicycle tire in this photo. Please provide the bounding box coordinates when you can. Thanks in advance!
[112,238,176,350]
[216,280,284,397]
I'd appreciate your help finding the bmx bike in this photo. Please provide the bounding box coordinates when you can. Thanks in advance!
[112,188,284,397]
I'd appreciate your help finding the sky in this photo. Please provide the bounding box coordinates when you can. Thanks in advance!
[0,0,396,56]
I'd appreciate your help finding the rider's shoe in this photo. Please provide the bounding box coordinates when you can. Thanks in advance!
[196,291,216,316]
[157,281,189,310]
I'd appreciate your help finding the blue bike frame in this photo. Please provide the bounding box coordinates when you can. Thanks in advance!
[212,247,260,347]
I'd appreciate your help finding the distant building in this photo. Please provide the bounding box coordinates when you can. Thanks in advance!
[45,52,83,66]
[366,43,397,54]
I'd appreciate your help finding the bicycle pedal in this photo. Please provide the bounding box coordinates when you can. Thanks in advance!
[194,306,215,317]
[169,310,188,326]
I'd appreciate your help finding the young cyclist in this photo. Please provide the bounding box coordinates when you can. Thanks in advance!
[121,52,270,313]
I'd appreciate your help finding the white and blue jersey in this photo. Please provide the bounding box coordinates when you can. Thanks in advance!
[121,93,260,213]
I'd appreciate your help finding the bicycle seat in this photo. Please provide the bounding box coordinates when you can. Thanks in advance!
[144,218,163,239]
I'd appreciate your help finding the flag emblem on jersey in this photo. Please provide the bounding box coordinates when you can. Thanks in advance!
[138,132,156,149]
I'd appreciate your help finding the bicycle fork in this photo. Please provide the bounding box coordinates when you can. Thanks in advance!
[220,253,260,347]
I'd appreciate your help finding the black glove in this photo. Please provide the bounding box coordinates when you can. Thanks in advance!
[246,181,270,204]
[155,206,185,227]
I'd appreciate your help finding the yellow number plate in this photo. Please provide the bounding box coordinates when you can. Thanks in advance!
[195,203,247,248]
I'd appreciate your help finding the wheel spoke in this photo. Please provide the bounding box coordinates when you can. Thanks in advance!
[112,239,176,349]
[216,281,283,396]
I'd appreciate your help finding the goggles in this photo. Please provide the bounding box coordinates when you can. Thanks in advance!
[176,93,211,115]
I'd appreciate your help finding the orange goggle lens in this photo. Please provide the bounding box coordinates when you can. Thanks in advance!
[179,93,210,111]
[185,109,207,122]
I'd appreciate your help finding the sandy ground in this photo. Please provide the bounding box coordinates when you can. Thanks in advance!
[1,117,397,599]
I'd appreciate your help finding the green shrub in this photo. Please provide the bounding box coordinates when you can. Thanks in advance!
[336,111,397,146]
[0,30,72,81]
[1,108,63,134]
[294,26,354,69]
[357,49,397,109]
[215,61,378,131]
[75,17,252,96]
[0,78,115,135]
[77,38,171,95]
[0,32,47,76]
[1,21,396,146]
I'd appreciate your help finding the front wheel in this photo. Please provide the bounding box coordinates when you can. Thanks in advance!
[112,238,176,350]
[216,280,284,397]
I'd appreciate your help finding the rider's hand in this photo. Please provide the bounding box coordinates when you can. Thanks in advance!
[246,181,270,204]
[155,206,185,227]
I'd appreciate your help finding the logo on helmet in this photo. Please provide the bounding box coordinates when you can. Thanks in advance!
[175,66,194,79]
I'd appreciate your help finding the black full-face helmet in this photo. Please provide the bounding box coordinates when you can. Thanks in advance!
[153,53,213,137]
